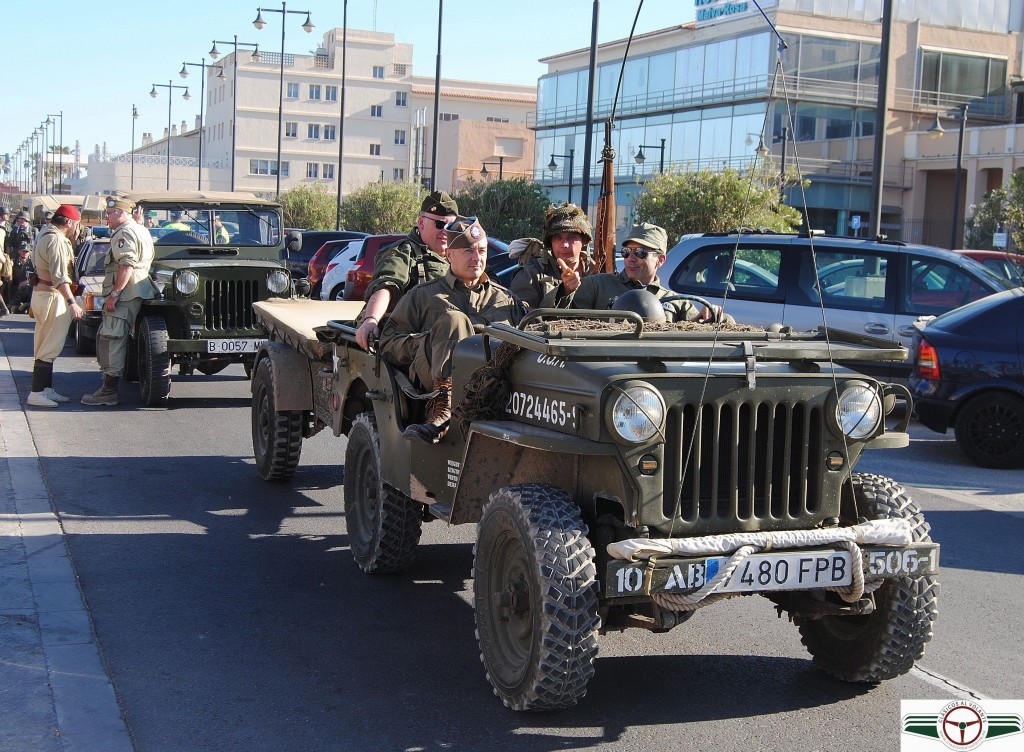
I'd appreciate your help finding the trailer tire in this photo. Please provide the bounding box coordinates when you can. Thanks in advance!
[251,357,303,481]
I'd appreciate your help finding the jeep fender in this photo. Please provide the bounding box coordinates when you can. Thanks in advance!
[255,341,314,412]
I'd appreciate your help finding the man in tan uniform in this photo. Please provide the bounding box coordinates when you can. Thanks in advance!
[379,218,526,443]
[81,195,158,407]
[27,204,84,407]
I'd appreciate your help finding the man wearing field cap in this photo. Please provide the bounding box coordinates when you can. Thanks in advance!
[27,204,83,407]
[379,217,525,443]
[355,190,459,350]
[82,195,158,406]
[554,222,726,323]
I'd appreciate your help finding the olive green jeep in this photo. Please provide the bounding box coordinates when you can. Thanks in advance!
[250,300,939,711]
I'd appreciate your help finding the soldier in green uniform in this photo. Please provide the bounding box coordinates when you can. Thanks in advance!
[555,222,726,323]
[379,217,526,443]
[354,190,458,350]
[27,204,83,407]
[81,195,159,407]
[510,202,596,309]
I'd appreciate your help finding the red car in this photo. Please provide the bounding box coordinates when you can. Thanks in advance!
[954,249,1024,286]
[306,238,361,299]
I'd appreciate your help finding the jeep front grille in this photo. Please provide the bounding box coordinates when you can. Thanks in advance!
[203,279,260,331]
[662,400,826,532]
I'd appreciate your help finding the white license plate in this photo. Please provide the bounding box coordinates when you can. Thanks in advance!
[206,338,265,354]
[718,551,852,593]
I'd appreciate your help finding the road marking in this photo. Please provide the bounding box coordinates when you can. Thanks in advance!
[911,484,1024,521]
[911,665,991,701]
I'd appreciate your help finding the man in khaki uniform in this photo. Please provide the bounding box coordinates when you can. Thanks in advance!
[27,204,84,407]
[510,202,596,309]
[81,195,158,406]
[379,218,526,443]
[354,190,458,349]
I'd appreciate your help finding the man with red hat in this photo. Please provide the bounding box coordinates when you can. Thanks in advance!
[27,204,83,408]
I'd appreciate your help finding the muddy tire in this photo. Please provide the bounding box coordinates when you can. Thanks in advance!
[138,315,171,406]
[796,473,938,682]
[953,392,1024,468]
[474,483,600,711]
[251,358,303,481]
[343,413,422,573]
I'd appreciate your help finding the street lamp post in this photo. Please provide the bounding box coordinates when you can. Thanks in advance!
[210,36,261,192]
[131,105,139,190]
[253,2,315,198]
[334,0,348,230]
[547,149,575,204]
[927,103,969,249]
[634,138,666,174]
[180,59,220,190]
[46,112,63,193]
[150,79,191,190]
[480,157,504,180]
[38,121,49,193]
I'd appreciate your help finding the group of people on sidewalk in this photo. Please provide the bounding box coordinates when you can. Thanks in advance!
[18,195,155,409]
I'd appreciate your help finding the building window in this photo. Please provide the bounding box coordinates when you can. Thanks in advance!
[395,91,407,107]
[309,84,322,100]
[486,116,510,123]
[307,123,320,139]
[439,112,459,121]
[372,65,385,79]
[370,105,383,118]
[323,163,335,180]
[286,82,299,99]
[393,168,405,180]
[250,159,288,176]
[307,162,319,178]
[394,63,408,76]
[323,124,336,140]
[325,85,338,101]
[284,122,298,138]
[394,130,406,145]
[369,143,381,156]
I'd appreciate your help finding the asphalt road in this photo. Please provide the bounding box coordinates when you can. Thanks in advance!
[3,314,1022,752]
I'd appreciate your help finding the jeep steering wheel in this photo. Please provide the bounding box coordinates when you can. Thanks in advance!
[660,293,722,324]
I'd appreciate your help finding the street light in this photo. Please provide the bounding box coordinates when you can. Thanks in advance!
[180,59,222,190]
[210,36,261,191]
[928,104,969,249]
[480,157,504,180]
[39,120,49,193]
[46,112,63,193]
[634,138,666,174]
[150,79,191,190]
[130,105,139,190]
[547,149,575,203]
[253,2,315,198]
[334,0,348,230]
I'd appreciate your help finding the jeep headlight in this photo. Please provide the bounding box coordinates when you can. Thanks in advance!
[267,269,290,294]
[610,384,664,443]
[834,383,882,440]
[174,269,199,296]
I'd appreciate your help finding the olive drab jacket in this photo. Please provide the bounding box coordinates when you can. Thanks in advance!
[364,228,448,309]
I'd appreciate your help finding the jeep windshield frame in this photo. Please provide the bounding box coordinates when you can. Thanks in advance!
[140,203,282,251]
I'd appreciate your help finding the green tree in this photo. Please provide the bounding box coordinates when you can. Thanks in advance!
[632,165,803,247]
[279,183,337,230]
[453,178,550,241]
[337,181,423,234]
[1002,171,1024,252]
[963,186,1007,250]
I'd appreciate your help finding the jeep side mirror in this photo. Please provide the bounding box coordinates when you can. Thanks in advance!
[286,230,303,254]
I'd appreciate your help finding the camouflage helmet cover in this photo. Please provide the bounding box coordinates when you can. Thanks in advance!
[543,202,592,247]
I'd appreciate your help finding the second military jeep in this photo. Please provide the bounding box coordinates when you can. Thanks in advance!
[122,191,298,405]
[250,300,939,711]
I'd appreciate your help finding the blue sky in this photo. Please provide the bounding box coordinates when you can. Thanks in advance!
[2,0,694,170]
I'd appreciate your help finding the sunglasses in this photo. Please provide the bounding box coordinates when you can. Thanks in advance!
[620,246,654,260]
[422,214,459,230]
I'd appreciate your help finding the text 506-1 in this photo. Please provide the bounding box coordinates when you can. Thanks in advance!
[505,391,576,430]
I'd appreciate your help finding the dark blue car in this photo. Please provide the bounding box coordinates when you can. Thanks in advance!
[908,288,1024,468]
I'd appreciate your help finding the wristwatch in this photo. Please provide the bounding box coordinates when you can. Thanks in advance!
[66,296,75,305]
[110,289,121,299]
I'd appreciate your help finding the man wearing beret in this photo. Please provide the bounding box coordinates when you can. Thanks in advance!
[354,190,459,350]
[26,205,84,407]
[554,222,727,323]
[81,195,158,407]
[379,217,526,443]
[510,202,597,310]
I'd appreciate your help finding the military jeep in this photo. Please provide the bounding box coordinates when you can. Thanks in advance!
[250,300,939,711]
[123,191,297,405]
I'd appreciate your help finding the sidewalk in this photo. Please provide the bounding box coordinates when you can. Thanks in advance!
[0,329,132,752]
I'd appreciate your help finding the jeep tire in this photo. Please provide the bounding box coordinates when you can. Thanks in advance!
[473,483,600,710]
[138,315,171,406]
[795,473,938,682]
[251,357,303,481]
[343,413,422,573]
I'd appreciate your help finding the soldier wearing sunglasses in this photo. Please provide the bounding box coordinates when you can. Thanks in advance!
[355,190,459,350]
[554,222,724,323]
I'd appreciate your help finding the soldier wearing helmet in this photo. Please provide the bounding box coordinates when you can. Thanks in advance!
[509,202,596,310]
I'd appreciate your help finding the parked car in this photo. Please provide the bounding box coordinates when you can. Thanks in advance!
[308,238,361,299]
[908,287,1024,468]
[319,240,370,300]
[660,230,1016,380]
[71,238,109,354]
[343,235,510,301]
[283,229,367,280]
[954,249,1024,286]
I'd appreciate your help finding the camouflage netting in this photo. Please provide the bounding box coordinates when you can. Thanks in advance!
[453,318,766,432]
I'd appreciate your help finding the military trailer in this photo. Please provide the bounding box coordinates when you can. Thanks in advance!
[250,298,939,711]
[121,191,298,405]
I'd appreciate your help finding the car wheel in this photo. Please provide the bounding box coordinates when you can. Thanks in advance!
[251,357,303,481]
[474,483,600,710]
[953,392,1024,468]
[328,283,345,301]
[138,315,171,406]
